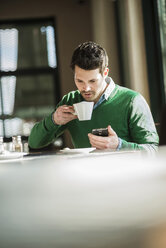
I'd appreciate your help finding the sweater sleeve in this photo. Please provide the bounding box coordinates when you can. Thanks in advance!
[28,112,66,149]
[28,94,70,149]
[119,94,159,153]
[28,90,82,149]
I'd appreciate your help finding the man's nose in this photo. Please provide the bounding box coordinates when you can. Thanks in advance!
[83,84,91,91]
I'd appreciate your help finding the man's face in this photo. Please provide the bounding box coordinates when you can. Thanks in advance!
[74,65,107,103]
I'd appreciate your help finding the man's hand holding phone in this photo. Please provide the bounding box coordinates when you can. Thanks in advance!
[88,125,119,150]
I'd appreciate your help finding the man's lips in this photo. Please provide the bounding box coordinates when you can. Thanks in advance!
[82,91,94,98]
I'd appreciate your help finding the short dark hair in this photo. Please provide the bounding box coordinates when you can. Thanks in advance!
[70,41,108,74]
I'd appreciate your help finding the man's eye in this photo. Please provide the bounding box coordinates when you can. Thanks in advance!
[90,80,96,83]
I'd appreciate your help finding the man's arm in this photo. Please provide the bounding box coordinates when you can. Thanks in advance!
[28,113,65,149]
[28,105,77,149]
[124,94,159,152]
[119,139,158,152]
[88,94,159,153]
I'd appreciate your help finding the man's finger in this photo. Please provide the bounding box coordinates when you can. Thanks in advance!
[88,133,107,144]
[108,125,116,136]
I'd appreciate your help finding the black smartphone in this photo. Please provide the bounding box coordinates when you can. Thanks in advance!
[92,128,108,137]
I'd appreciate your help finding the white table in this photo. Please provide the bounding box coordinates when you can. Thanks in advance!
[0,148,166,248]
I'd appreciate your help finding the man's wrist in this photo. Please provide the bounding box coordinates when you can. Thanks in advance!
[117,138,122,150]
[52,112,58,125]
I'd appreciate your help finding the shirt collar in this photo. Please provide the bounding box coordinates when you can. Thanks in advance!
[93,77,115,109]
[103,77,115,100]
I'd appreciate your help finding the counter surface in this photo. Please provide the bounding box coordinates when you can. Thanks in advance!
[0,148,166,248]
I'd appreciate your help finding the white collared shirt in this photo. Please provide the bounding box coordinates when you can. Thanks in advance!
[93,77,115,109]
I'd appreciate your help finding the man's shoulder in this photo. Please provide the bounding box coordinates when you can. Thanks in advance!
[62,90,83,104]
[114,85,141,102]
[64,90,80,98]
[117,85,139,97]
[114,85,149,110]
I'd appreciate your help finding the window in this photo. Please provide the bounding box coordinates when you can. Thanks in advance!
[141,0,166,122]
[0,18,60,140]
[157,0,166,99]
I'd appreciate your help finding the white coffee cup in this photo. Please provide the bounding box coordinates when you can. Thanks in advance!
[73,101,94,121]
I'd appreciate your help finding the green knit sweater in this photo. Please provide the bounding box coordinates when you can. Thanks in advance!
[28,85,159,151]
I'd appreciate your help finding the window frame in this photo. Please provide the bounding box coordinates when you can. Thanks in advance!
[0,17,61,141]
[141,0,166,122]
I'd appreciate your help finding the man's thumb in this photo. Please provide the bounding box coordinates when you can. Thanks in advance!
[108,125,115,136]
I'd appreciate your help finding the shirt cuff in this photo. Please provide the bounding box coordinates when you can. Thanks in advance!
[52,112,57,125]
[117,138,122,150]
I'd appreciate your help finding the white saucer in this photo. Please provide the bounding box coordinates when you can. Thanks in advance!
[59,147,96,154]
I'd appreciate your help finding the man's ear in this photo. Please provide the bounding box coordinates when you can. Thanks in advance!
[103,68,109,77]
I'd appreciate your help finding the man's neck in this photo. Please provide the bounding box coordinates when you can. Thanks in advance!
[94,83,108,104]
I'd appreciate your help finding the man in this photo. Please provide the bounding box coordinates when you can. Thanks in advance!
[28,41,159,152]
